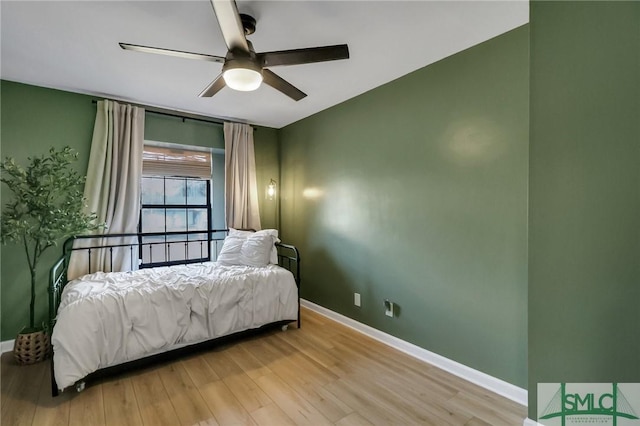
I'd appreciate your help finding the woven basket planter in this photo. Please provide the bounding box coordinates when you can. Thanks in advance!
[13,330,50,365]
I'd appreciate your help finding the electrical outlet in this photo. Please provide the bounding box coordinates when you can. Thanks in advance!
[354,293,361,307]
[384,299,394,317]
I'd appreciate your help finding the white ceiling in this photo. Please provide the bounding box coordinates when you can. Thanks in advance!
[1,1,528,129]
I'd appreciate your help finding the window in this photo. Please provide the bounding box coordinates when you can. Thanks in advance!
[139,143,214,267]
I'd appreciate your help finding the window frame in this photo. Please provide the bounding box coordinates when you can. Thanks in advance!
[139,174,213,269]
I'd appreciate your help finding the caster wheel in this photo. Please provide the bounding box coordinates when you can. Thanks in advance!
[76,381,86,393]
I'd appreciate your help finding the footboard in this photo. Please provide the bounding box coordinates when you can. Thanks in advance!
[276,242,301,328]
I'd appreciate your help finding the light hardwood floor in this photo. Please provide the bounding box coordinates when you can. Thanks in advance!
[1,307,526,425]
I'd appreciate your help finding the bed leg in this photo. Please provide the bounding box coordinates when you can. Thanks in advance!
[50,358,59,397]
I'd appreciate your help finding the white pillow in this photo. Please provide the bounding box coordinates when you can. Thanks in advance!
[228,228,254,238]
[239,234,275,267]
[217,236,245,265]
[228,228,280,264]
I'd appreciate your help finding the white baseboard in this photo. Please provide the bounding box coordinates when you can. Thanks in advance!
[300,299,528,407]
[1,339,15,354]
[523,418,543,426]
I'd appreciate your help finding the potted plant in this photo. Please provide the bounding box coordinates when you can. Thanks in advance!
[1,146,101,364]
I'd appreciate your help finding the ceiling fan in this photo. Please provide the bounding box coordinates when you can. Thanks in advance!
[119,0,349,101]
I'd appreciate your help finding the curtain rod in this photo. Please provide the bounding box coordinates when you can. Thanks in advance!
[90,99,252,128]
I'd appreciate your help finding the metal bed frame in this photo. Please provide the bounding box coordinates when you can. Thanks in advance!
[48,230,300,396]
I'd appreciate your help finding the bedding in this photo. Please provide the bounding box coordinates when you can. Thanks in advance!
[51,261,297,391]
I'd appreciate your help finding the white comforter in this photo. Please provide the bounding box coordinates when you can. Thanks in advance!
[52,262,298,390]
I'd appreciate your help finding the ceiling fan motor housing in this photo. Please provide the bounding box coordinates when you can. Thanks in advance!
[239,14,256,35]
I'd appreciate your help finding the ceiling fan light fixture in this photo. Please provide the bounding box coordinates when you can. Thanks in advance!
[223,67,263,91]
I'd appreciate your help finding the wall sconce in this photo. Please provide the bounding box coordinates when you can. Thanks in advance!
[266,179,277,200]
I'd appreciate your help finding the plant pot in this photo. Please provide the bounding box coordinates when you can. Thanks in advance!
[13,329,50,365]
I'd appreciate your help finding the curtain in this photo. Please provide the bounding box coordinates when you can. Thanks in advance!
[67,100,145,279]
[224,122,261,230]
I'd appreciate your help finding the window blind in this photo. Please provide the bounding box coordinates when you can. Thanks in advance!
[142,145,212,178]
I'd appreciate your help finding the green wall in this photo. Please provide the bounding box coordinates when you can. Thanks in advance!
[528,1,640,419]
[279,26,529,387]
[0,80,279,340]
[254,127,280,230]
[0,81,95,341]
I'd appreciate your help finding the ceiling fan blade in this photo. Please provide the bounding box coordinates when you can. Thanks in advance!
[199,74,226,97]
[262,69,307,101]
[259,44,349,67]
[119,43,225,63]
[210,0,249,52]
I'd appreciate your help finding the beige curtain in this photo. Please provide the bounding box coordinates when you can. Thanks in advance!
[224,122,261,230]
[68,100,145,279]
